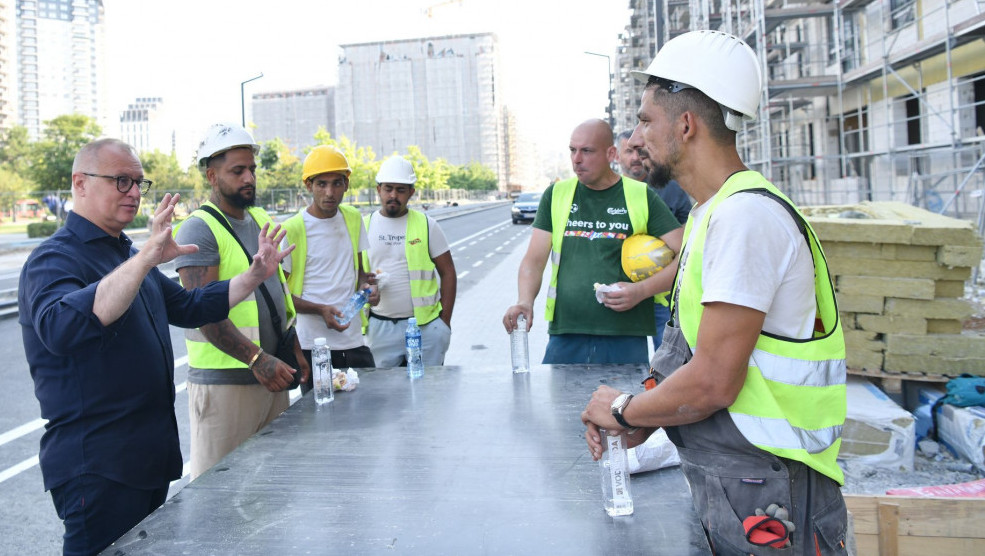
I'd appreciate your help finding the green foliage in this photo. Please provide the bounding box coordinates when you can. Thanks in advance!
[257,138,301,191]
[27,221,58,238]
[140,150,199,192]
[126,214,149,229]
[28,115,102,191]
[0,126,36,177]
[403,146,451,190]
[448,161,498,191]
[312,128,379,191]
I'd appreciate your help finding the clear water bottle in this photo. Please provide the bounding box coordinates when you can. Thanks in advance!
[599,428,634,516]
[511,313,529,373]
[405,317,424,379]
[335,288,371,325]
[311,337,334,405]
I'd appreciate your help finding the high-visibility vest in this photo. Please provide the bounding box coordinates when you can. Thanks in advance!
[182,202,296,370]
[545,177,648,321]
[362,209,442,325]
[675,170,847,483]
[282,204,362,296]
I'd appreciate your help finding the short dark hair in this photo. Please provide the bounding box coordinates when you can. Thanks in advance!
[644,77,735,145]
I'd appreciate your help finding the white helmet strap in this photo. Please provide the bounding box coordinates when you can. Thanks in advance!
[723,108,745,132]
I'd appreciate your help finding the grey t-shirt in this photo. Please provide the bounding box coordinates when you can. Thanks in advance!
[174,208,288,385]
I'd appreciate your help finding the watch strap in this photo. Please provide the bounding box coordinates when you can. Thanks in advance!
[612,393,635,429]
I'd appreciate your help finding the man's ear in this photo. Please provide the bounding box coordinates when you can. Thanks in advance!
[71,173,87,196]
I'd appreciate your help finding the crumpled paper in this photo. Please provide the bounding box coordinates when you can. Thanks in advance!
[593,282,622,304]
[333,368,360,392]
[373,270,390,290]
[627,428,681,474]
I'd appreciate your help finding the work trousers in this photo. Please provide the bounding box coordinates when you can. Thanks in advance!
[187,383,289,479]
[366,315,451,367]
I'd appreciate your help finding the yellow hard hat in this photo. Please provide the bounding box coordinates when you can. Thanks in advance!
[302,145,351,182]
[621,234,675,282]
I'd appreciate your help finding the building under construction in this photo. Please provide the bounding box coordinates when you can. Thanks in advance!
[613,0,985,228]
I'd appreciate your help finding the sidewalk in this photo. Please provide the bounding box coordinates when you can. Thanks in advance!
[443,227,550,368]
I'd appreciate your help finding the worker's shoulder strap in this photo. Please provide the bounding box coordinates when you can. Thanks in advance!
[732,188,809,248]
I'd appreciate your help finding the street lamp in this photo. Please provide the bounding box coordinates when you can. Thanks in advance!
[584,51,615,130]
[240,73,264,127]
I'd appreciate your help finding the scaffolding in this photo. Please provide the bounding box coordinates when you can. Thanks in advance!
[618,0,985,228]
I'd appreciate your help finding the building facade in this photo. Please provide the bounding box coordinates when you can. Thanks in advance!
[336,33,504,186]
[119,97,172,155]
[251,86,334,155]
[0,1,15,135]
[15,0,107,139]
[613,0,985,223]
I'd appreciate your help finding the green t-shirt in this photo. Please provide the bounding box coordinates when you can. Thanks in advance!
[532,179,681,336]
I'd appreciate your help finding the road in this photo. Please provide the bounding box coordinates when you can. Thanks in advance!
[0,204,533,555]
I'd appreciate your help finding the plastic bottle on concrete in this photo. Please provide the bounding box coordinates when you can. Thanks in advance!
[312,337,334,405]
[406,317,424,379]
[510,313,529,373]
[599,428,634,516]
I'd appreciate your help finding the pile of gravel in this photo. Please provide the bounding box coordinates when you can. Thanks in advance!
[841,440,983,495]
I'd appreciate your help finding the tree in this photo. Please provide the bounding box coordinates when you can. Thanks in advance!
[0,126,36,177]
[28,114,101,191]
[403,145,450,191]
[0,166,34,221]
[448,161,498,191]
[256,137,301,191]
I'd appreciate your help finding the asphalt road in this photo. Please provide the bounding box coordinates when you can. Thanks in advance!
[0,203,533,555]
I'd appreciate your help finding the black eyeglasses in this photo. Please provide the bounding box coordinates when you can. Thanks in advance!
[82,173,153,195]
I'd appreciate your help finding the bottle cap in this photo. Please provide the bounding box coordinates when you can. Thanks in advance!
[313,337,327,346]
[408,317,417,325]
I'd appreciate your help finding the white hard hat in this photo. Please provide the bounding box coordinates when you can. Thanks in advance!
[631,30,762,131]
[376,155,417,185]
[196,123,260,173]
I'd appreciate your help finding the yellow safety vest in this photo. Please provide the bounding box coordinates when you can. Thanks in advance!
[182,202,296,370]
[674,170,847,483]
[362,209,442,325]
[545,177,648,321]
[282,204,362,296]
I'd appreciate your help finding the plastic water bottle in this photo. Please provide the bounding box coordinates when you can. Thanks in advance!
[405,317,424,379]
[599,428,634,516]
[335,288,371,325]
[511,313,529,373]
[311,337,334,405]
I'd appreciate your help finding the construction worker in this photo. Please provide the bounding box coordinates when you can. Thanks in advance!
[363,155,457,366]
[582,30,848,554]
[501,118,683,365]
[174,123,308,479]
[282,145,377,382]
[616,129,692,351]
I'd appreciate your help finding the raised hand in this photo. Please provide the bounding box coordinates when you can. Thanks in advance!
[248,223,295,284]
[140,193,198,268]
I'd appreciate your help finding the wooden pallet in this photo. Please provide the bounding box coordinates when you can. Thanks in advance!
[846,495,985,555]
[847,366,951,394]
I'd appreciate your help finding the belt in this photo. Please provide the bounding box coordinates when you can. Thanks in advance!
[369,312,410,324]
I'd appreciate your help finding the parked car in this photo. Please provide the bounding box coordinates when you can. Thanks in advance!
[511,192,542,224]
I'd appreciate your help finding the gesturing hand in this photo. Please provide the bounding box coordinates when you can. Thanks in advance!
[248,223,295,283]
[141,193,198,267]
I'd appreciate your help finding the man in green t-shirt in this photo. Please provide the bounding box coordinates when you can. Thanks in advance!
[502,119,683,364]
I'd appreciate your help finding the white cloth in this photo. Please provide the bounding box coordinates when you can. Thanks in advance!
[282,210,369,350]
[688,192,816,339]
[365,211,450,318]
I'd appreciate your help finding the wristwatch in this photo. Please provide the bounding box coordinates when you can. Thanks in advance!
[610,393,636,429]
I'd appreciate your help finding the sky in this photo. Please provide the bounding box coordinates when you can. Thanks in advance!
[101,0,632,167]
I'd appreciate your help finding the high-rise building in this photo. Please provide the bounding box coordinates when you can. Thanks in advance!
[336,33,504,185]
[119,97,173,155]
[251,86,334,155]
[0,1,16,135]
[16,0,108,139]
[613,0,985,219]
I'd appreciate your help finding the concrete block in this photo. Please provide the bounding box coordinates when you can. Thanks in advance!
[884,298,973,320]
[935,280,967,298]
[840,376,915,471]
[828,259,971,281]
[939,244,984,268]
[884,354,985,375]
[837,275,935,300]
[886,333,985,358]
[847,349,884,371]
[927,319,964,335]
[844,329,886,352]
[855,314,927,335]
[837,293,885,314]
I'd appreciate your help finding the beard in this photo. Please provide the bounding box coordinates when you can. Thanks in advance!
[221,186,256,209]
[645,162,674,189]
[383,201,404,217]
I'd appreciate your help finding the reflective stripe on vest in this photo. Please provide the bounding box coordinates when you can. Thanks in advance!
[675,170,846,483]
[545,177,648,321]
[183,202,295,370]
[283,204,362,297]
[362,210,442,325]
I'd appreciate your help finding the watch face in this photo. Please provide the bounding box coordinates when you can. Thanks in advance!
[612,394,629,413]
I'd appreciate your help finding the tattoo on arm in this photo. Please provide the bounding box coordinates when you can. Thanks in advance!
[180,266,210,289]
[252,353,278,382]
[200,319,257,364]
